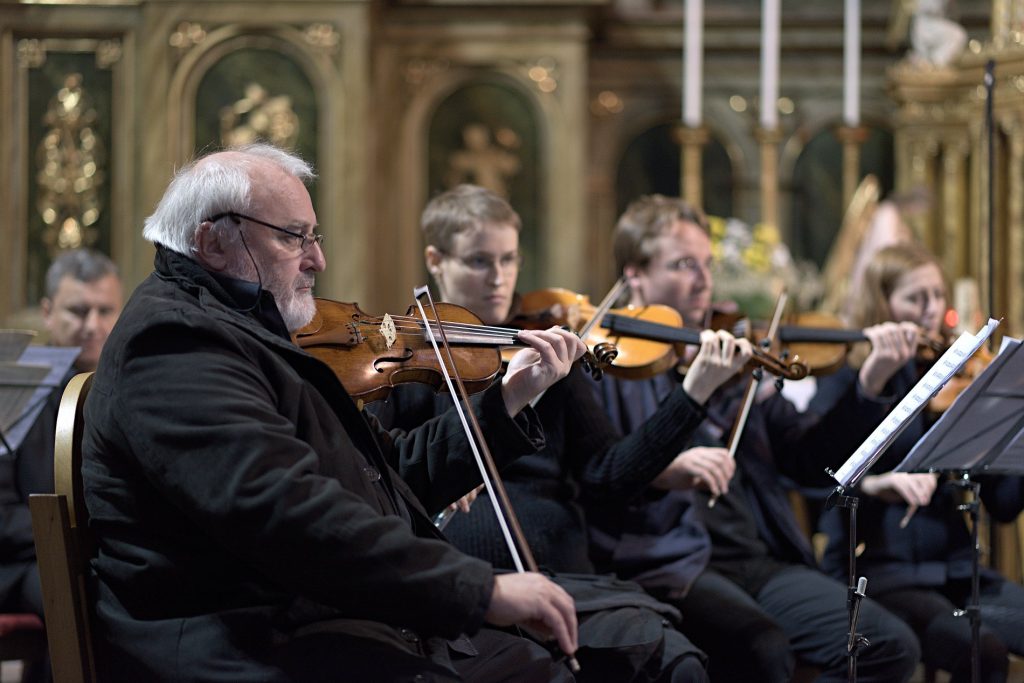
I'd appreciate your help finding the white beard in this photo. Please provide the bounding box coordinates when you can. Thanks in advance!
[228,250,315,333]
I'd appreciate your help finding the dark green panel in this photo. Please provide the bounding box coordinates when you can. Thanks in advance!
[26,51,113,304]
[427,81,540,293]
[615,122,734,221]
[194,47,319,208]
[790,126,894,267]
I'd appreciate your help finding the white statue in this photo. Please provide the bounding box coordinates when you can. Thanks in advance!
[888,0,967,68]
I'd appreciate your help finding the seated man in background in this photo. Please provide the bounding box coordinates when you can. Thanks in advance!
[586,195,923,683]
[1,248,122,682]
[1,248,122,618]
[82,144,587,682]
[369,184,753,683]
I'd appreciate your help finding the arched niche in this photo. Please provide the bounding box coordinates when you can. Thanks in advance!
[168,28,326,204]
[427,80,542,292]
[614,121,736,220]
[193,47,320,206]
[788,123,894,267]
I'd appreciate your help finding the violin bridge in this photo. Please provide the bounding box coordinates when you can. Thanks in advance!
[380,313,397,349]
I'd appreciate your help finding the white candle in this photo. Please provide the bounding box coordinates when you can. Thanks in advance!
[684,0,704,128]
[760,0,780,130]
[843,0,861,127]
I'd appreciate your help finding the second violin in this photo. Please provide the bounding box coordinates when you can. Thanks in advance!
[515,288,809,381]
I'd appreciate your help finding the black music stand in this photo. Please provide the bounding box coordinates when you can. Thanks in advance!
[0,344,80,457]
[894,336,1024,683]
[825,320,1001,682]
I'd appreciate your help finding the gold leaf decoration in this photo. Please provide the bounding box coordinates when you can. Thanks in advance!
[35,73,105,255]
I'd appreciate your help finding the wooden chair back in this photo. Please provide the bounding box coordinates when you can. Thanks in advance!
[29,371,97,683]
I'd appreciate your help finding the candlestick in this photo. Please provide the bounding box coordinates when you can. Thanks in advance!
[684,0,704,128]
[760,0,780,130]
[844,0,861,127]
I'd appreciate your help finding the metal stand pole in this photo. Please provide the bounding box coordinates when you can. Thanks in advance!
[831,488,870,683]
[952,471,982,683]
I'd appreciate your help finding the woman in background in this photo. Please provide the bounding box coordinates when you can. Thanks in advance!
[813,242,1024,683]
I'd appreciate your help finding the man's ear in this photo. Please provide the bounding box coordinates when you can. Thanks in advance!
[194,222,229,271]
[623,264,640,288]
[623,265,646,304]
[424,245,443,277]
[40,297,53,322]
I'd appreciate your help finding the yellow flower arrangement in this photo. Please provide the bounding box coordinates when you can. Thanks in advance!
[707,216,820,318]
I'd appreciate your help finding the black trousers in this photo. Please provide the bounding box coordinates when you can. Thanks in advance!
[276,627,575,682]
[546,573,708,683]
[669,566,920,683]
[876,576,1024,683]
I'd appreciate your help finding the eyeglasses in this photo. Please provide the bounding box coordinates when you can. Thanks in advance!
[207,212,324,253]
[662,256,713,276]
[441,251,522,273]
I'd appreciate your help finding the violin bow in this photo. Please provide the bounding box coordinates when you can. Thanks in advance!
[709,290,789,508]
[411,286,581,672]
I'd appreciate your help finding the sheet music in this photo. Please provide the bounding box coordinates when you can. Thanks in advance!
[832,318,1000,488]
[896,335,1024,475]
[0,345,80,456]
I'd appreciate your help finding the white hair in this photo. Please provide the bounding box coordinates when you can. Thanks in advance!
[142,144,316,255]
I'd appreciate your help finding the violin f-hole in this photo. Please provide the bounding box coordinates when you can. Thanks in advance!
[372,348,415,374]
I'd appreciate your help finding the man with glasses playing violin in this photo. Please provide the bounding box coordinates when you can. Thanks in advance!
[585,194,924,683]
[368,184,756,683]
[79,144,601,682]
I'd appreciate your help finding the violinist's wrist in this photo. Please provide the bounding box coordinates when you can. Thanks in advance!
[499,378,529,416]
[857,365,890,399]
[681,376,713,405]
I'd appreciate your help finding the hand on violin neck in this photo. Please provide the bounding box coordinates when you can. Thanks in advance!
[652,446,735,496]
[858,321,920,397]
[486,573,579,659]
[500,327,587,415]
[681,329,753,404]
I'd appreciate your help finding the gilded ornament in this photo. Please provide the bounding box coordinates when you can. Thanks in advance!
[523,57,558,94]
[96,40,122,69]
[16,39,46,69]
[34,73,105,254]
[169,22,207,51]
[403,57,449,88]
[303,23,340,55]
[444,124,520,198]
[220,83,300,149]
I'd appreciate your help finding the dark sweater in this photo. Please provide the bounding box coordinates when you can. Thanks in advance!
[369,365,707,573]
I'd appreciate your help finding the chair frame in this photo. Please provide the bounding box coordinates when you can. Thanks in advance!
[29,371,97,683]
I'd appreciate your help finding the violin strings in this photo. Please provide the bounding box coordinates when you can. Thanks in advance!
[351,316,525,342]
[356,323,519,341]
[388,314,523,336]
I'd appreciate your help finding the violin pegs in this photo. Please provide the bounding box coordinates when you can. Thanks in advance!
[752,367,764,382]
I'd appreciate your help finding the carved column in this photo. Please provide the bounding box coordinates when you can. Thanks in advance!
[677,125,708,209]
[942,137,970,277]
[837,125,868,210]
[756,126,782,231]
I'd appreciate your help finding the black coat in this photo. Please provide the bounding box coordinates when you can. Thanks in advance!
[82,248,545,682]
[588,371,890,595]
[369,365,707,574]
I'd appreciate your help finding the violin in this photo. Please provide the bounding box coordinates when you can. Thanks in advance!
[730,311,948,376]
[511,288,682,379]
[295,297,617,403]
[514,288,808,381]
